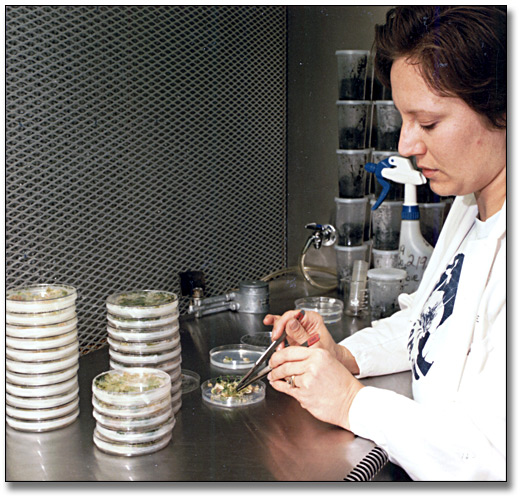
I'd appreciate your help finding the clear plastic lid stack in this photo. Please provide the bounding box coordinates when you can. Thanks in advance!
[91,368,175,456]
[105,290,182,413]
[5,284,80,432]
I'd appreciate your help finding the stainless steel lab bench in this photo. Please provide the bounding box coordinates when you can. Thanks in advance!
[6,275,413,481]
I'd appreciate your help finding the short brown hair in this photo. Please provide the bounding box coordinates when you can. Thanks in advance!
[374,6,506,129]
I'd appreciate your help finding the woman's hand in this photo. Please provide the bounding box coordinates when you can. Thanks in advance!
[263,310,360,375]
[267,346,364,431]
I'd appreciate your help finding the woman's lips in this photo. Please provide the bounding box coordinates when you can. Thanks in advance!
[419,166,438,179]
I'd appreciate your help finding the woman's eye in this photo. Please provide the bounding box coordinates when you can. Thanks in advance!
[420,122,437,131]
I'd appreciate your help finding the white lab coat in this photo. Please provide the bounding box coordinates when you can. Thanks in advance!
[340,194,506,481]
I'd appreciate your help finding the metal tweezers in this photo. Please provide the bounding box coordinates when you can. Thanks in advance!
[235,310,318,392]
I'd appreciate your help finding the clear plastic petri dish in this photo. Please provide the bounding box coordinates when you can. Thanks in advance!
[209,344,264,370]
[109,354,182,375]
[240,332,272,349]
[6,376,78,398]
[107,323,179,342]
[295,297,344,324]
[6,317,78,339]
[108,345,181,366]
[181,369,200,394]
[92,405,173,431]
[96,415,175,443]
[6,352,79,375]
[93,428,172,457]
[201,376,266,407]
[92,368,172,406]
[6,330,78,350]
[6,306,77,326]
[106,290,179,319]
[6,387,79,409]
[6,363,79,386]
[6,397,79,421]
[107,312,179,330]
[7,408,80,432]
[168,365,183,384]
[92,393,172,419]
[107,335,180,354]
[6,285,77,313]
[6,340,79,362]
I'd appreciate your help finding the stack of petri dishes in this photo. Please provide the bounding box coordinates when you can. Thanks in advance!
[106,290,183,414]
[92,368,175,456]
[6,284,80,432]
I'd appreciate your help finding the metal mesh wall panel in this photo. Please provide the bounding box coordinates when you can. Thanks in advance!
[5,5,287,355]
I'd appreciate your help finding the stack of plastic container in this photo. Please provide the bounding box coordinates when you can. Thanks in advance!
[92,368,175,456]
[106,290,182,414]
[6,284,80,432]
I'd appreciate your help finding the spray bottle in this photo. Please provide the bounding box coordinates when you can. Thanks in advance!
[365,156,433,293]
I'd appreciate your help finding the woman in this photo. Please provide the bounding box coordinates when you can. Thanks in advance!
[266,6,506,481]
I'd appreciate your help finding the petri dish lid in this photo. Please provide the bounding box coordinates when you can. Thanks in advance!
[6,340,79,362]
[92,392,172,419]
[295,297,344,324]
[6,363,79,386]
[6,306,77,326]
[181,369,200,394]
[107,323,179,342]
[108,345,181,366]
[107,311,179,329]
[240,332,272,349]
[209,344,264,370]
[6,397,79,421]
[95,415,175,443]
[92,406,173,432]
[6,285,77,313]
[6,353,79,375]
[335,196,368,204]
[92,368,172,406]
[106,290,179,318]
[367,268,407,281]
[6,376,78,398]
[93,428,172,457]
[202,376,265,408]
[6,387,79,409]
[6,329,78,350]
[6,317,78,339]
[7,408,79,432]
[107,335,180,354]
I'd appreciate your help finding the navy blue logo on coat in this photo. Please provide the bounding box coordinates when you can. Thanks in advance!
[408,253,465,380]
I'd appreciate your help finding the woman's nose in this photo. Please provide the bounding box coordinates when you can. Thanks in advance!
[398,122,426,158]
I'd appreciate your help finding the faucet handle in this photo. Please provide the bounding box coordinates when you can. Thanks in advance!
[305,223,337,249]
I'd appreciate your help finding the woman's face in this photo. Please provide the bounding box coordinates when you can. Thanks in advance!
[390,57,506,203]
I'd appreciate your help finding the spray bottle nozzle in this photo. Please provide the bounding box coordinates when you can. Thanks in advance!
[364,158,394,211]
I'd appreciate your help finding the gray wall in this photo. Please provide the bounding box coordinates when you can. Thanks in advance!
[287,6,390,268]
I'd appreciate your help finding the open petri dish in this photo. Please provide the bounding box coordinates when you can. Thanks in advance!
[181,369,200,394]
[6,317,78,339]
[209,344,264,370]
[6,306,77,326]
[240,332,272,349]
[295,297,344,324]
[92,368,172,406]
[106,290,179,319]
[202,376,265,408]
[6,285,77,313]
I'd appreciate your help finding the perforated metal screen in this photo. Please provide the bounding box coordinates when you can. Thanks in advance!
[5,5,287,355]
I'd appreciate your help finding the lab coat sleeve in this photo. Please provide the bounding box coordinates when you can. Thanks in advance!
[338,292,416,377]
[348,301,506,481]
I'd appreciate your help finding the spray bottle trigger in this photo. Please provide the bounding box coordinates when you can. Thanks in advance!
[364,160,392,211]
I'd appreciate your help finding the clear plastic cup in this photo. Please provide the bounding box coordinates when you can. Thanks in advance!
[371,151,404,201]
[370,199,403,250]
[372,248,400,269]
[337,149,372,199]
[334,244,369,282]
[337,100,371,149]
[335,197,368,246]
[372,101,402,151]
[419,202,447,247]
[336,50,370,100]
[367,268,407,320]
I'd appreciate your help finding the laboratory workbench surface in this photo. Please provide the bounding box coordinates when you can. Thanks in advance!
[6,275,413,482]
